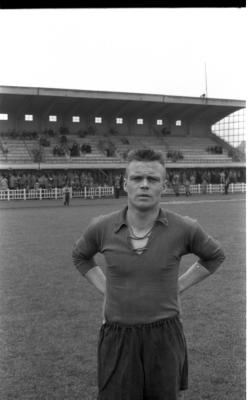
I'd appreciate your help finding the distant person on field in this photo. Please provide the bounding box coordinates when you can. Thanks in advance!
[72,148,225,400]
[113,175,121,199]
[62,183,72,206]
[223,172,230,195]
[220,170,225,184]
[172,172,180,196]
[183,177,191,196]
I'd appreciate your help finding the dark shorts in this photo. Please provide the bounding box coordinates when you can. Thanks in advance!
[97,316,188,400]
[64,193,70,204]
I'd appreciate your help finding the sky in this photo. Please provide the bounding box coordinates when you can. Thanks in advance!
[0,8,247,101]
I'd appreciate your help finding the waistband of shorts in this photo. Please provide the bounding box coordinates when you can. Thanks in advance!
[103,314,180,330]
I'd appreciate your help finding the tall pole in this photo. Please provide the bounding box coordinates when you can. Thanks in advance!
[204,62,208,98]
[38,134,41,171]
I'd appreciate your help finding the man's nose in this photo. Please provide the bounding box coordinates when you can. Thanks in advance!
[140,178,149,188]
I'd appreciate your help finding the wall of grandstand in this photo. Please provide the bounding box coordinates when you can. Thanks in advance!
[0,162,245,171]
[188,121,210,137]
[1,111,211,138]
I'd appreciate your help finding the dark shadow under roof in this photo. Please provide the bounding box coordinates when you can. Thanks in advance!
[0,85,245,125]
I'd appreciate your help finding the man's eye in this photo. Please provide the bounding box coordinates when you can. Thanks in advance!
[148,177,159,182]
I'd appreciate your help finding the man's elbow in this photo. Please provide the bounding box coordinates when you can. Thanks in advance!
[72,247,80,268]
[217,247,226,267]
[200,247,226,275]
[210,247,226,274]
[72,248,96,276]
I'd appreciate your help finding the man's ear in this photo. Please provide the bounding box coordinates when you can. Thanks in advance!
[123,177,127,193]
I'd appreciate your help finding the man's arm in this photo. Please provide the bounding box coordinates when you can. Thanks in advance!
[84,266,106,295]
[178,261,211,294]
[72,217,102,277]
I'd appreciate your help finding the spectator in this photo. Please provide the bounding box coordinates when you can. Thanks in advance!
[9,172,17,189]
[184,177,191,196]
[1,141,9,159]
[172,172,180,196]
[34,180,40,191]
[70,142,80,157]
[121,137,129,145]
[60,135,68,145]
[81,143,92,154]
[62,183,72,206]
[113,175,121,199]
[40,137,50,147]
[202,178,208,195]
[190,172,196,185]
[19,173,27,189]
[0,174,8,190]
[30,173,36,189]
[220,170,225,184]
[53,145,60,156]
[224,172,231,195]
[58,146,66,156]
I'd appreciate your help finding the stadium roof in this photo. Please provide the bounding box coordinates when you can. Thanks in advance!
[0,85,246,125]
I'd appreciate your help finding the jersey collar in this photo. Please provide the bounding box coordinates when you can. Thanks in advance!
[114,206,168,233]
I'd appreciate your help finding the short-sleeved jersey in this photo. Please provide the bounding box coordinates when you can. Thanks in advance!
[72,206,225,324]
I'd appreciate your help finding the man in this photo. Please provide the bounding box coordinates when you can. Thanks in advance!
[113,174,121,199]
[62,183,72,206]
[224,174,231,195]
[1,141,8,159]
[72,148,225,400]
[172,171,180,196]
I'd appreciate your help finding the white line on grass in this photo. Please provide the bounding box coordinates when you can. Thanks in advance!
[161,198,246,206]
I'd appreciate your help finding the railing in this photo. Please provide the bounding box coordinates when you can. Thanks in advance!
[0,186,114,201]
[163,183,246,195]
[0,183,246,201]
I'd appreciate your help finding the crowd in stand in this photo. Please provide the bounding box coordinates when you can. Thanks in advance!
[98,138,116,157]
[52,142,92,157]
[166,168,244,186]
[166,150,184,162]
[0,167,245,192]
[0,130,246,195]
[206,146,223,154]
[2,129,246,165]
[0,170,102,191]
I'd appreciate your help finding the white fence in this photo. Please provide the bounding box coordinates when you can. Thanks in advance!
[0,186,114,201]
[0,183,245,201]
[163,183,246,196]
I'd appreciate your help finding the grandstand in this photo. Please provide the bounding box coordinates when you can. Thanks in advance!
[0,85,246,198]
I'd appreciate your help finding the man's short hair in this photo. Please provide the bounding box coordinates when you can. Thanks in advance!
[125,148,166,177]
[127,148,165,166]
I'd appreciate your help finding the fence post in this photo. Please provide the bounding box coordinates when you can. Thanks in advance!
[7,189,10,201]
[23,189,26,200]
[84,186,87,199]
[99,186,101,198]
[39,189,42,200]
[198,184,201,194]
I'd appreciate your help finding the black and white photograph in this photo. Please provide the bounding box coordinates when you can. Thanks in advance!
[0,7,246,400]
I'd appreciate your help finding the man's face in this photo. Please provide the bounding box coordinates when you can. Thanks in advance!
[124,160,166,211]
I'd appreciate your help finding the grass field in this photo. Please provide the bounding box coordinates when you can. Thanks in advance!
[0,193,246,400]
